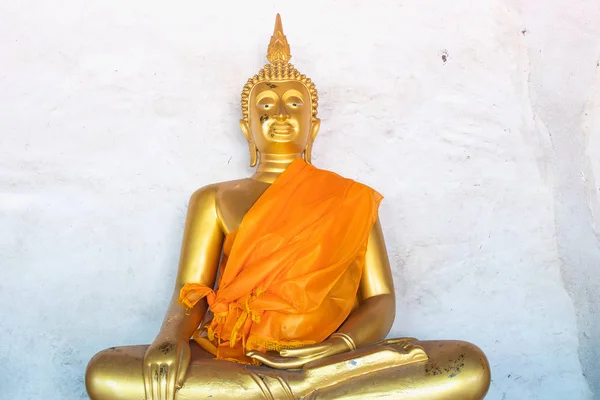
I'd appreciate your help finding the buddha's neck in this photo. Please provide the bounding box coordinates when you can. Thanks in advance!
[252,153,302,183]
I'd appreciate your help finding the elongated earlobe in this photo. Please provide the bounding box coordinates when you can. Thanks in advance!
[240,119,258,167]
[304,118,321,164]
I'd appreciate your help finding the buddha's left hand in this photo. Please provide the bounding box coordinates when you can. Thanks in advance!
[247,334,354,369]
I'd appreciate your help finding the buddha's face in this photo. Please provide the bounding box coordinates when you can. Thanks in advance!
[247,80,314,154]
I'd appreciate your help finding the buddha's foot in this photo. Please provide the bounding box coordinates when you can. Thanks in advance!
[282,339,490,400]
[303,337,428,375]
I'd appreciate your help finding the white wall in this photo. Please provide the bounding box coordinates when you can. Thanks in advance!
[1,1,599,399]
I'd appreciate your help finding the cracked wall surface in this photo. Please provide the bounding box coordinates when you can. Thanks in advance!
[505,1,600,397]
[0,1,598,399]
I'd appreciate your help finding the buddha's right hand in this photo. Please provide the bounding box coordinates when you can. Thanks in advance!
[143,337,191,400]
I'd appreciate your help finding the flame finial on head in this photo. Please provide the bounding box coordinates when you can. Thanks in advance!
[267,14,291,64]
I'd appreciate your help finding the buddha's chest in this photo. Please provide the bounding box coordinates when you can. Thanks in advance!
[215,180,271,235]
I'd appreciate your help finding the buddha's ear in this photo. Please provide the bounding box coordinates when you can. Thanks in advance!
[240,119,258,167]
[304,118,321,164]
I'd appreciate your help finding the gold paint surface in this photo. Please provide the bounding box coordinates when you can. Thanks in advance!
[85,14,491,400]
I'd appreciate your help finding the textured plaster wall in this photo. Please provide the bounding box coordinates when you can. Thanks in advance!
[1,1,599,399]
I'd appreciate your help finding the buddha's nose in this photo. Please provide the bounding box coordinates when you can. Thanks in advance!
[274,102,290,122]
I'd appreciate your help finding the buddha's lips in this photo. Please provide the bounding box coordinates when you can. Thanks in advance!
[269,123,294,135]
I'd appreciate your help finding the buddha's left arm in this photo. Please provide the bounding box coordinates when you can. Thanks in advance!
[335,218,396,347]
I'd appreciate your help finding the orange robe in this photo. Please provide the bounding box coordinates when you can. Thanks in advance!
[179,159,382,364]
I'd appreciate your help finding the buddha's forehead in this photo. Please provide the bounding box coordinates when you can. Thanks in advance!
[250,80,310,99]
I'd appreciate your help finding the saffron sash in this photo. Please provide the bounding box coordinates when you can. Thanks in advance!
[179,159,382,364]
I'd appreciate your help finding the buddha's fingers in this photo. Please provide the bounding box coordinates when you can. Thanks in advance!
[143,364,153,400]
[167,361,178,400]
[175,344,191,389]
[152,365,160,400]
[247,350,304,369]
[159,365,168,400]
[280,343,330,358]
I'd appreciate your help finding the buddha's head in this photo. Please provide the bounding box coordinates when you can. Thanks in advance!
[240,14,320,166]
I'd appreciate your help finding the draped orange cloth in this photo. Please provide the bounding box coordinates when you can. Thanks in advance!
[179,159,382,364]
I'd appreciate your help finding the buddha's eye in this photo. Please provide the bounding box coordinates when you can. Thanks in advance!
[261,104,273,110]
[288,101,303,108]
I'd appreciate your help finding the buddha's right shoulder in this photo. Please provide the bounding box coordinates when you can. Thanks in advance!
[188,179,250,205]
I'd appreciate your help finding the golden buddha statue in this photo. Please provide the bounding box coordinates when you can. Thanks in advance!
[85,15,491,400]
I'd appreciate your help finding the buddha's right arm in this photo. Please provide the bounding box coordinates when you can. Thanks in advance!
[156,185,224,341]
